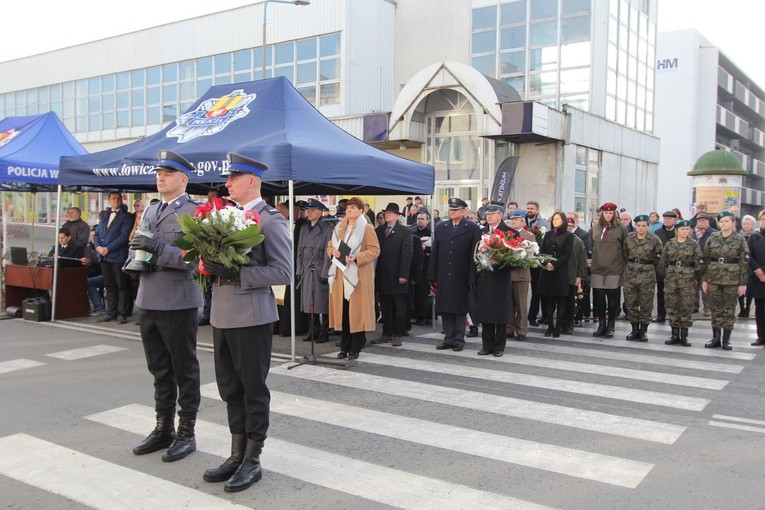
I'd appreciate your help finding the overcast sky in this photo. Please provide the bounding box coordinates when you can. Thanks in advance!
[1,0,763,86]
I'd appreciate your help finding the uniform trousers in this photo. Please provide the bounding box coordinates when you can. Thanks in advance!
[100,261,130,318]
[754,298,765,340]
[380,293,407,337]
[139,308,200,418]
[212,323,272,441]
[623,279,655,324]
[507,280,530,335]
[441,313,467,347]
[481,323,507,353]
[706,283,739,330]
[664,272,696,328]
[340,298,366,354]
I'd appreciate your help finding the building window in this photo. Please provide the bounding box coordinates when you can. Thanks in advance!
[574,145,601,225]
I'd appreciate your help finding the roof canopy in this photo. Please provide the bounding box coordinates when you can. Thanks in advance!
[0,112,87,190]
[60,77,435,196]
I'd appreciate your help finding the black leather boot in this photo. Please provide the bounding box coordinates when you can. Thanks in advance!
[593,318,607,337]
[605,319,615,338]
[751,337,765,346]
[162,416,196,462]
[665,327,680,345]
[626,323,640,341]
[679,327,691,347]
[705,328,722,348]
[203,434,247,483]
[638,324,649,342]
[224,439,263,493]
[722,329,733,351]
[133,414,175,455]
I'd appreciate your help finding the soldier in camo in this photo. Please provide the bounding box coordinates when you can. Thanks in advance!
[623,215,663,341]
[702,211,749,351]
[659,220,703,347]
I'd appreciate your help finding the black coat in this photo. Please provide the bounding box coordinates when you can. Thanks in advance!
[474,222,512,323]
[428,217,481,313]
[538,228,574,297]
[747,230,765,299]
[375,223,413,295]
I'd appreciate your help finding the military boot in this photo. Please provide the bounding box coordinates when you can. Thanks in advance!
[637,324,649,342]
[679,327,691,347]
[162,416,196,462]
[665,327,680,345]
[203,434,247,483]
[705,328,722,349]
[722,329,733,351]
[592,318,607,337]
[626,323,640,341]
[604,318,615,338]
[133,414,175,455]
[224,439,263,493]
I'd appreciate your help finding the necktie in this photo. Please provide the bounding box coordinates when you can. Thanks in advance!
[385,226,392,237]
[157,202,168,218]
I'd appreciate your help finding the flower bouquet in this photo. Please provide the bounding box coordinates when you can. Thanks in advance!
[173,197,264,290]
[474,228,555,271]
[525,225,548,245]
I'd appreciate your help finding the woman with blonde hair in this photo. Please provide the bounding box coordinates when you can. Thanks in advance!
[738,214,757,317]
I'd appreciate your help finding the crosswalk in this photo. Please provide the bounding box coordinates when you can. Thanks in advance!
[0,320,762,508]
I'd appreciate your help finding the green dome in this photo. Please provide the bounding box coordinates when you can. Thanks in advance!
[687,150,747,176]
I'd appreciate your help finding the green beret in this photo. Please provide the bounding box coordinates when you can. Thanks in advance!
[717,211,735,220]
[634,214,649,224]
[676,219,691,228]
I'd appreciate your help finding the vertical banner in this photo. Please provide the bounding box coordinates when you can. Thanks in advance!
[490,156,519,205]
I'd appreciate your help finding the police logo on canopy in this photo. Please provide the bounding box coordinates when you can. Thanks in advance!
[0,128,20,148]
[166,90,256,143]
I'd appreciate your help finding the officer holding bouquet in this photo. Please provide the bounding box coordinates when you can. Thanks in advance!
[201,153,291,493]
[128,150,203,463]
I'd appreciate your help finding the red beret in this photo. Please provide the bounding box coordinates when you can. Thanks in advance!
[600,202,618,212]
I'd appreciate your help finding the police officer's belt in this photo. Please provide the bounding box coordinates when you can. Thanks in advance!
[667,261,695,267]
[154,266,184,272]
[216,277,239,286]
[628,258,654,265]
[713,257,739,264]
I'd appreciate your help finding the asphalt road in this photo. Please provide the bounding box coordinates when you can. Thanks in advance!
[0,316,763,509]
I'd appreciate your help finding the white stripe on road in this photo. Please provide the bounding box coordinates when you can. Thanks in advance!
[711,414,765,427]
[397,342,728,390]
[270,364,685,444]
[0,433,251,510]
[355,352,710,411]
[0,359,45,374]
[88,404,555,510]
[46,344,127,360]
[200,385,652,489]
[708,421,765,434]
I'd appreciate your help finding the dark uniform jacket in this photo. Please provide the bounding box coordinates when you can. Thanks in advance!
[135,194,203,311]
[375,223,413,295]
[572,225,593,258]
[62,218,90,247]
[428,217,480,314]
[473,222,513,323]
[296,220,333,314]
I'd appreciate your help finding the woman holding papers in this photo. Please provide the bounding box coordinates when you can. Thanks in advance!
[327,197,380,360]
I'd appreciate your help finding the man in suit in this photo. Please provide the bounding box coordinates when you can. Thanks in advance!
[296,198,333,343]
[525,200,550,326]
[128,151,204,463]
[411,211,433,325]
[507,210,535,340]
[372,203,413,347]
[428,197,480,351]
[567,212,593,325]
[94,191,133,324]
[201,153,291,493]
[49,227,85,267]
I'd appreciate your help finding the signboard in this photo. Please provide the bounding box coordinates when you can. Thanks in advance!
[694,187,725,213]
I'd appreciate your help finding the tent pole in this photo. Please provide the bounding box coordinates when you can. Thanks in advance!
[289,180,296,361]
[51,185,62,322]
[1,191,6,311]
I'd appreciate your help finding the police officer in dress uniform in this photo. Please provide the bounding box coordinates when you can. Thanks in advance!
[128,150,204,462]
[428,198,481,351]
[472,202,512,357]
[623,214,663,342]
[296,198,332,343]
[201,153,291,492]
[702,211,749,351]
[659,220,703,346]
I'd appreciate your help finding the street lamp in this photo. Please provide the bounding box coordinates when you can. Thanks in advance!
[262,0,311,79]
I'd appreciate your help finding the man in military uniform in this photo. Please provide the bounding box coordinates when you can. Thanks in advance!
[659,219,703,346]
[201,153,292,492]
[702,211,749,351]
[128,151,204,462]
[428,197,480,351]
[506,210,535,340]
[623,215,663,342]
[296,198,332,343]
[653,211,677,323]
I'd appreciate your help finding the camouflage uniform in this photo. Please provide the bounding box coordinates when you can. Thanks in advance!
[623,233,663,327]
[703,232,749,330]
[659,238,703,329]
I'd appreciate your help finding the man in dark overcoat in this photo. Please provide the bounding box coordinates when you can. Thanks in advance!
[411,211,433,325]
[472,202,513,357]
[296,198,333,343]
[373,203,413,347]
[428,198,480,351]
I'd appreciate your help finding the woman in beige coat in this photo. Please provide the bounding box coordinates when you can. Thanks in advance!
[327,197,380,359]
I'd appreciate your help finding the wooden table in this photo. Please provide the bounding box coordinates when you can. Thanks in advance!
[4,264,89,319]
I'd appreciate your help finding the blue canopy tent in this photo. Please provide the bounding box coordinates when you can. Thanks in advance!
[59,76,434,196]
